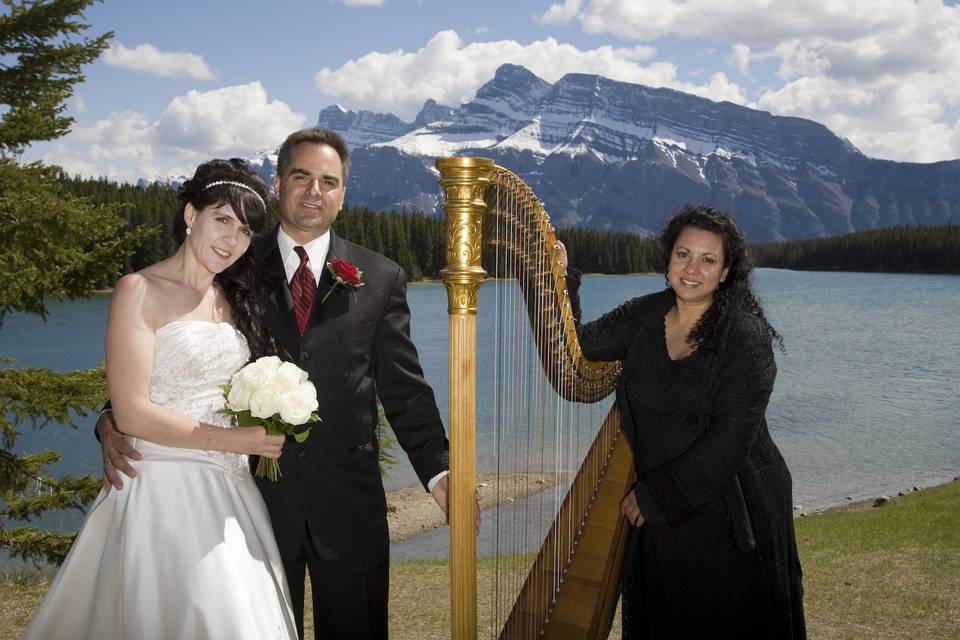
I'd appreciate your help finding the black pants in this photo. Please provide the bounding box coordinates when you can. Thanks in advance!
[284,524,389,640]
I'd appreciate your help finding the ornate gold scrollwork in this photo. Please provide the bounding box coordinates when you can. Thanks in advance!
[437,157,494,316]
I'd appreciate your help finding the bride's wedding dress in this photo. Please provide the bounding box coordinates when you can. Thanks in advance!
[24,321,298,639]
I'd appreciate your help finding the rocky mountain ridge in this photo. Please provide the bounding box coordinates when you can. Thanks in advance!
[240,64,960,241]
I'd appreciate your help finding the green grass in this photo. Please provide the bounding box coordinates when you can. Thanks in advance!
[4,481,958,639]
[385,481,960,639]
[793,482,960,639]
[386,556,624,639]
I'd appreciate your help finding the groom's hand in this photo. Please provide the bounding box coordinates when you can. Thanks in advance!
[430,475,481,536]
[96,410,142,491]
[430,474,449,520]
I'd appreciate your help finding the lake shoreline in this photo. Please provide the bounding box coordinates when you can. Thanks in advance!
[6,271,958,569]
[385,473,960,544]
[2,475,955,578]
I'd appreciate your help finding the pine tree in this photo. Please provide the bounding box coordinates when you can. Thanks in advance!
[751,225,959,274]
[0,0,149,565]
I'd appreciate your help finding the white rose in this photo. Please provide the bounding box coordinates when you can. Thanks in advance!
[278,387,318,426]
[240,360,270,389]
[274,361,307,392]
[256,355,282,376]
[299,380,317,401]
[248,388,281,419]
[226,381,253,411]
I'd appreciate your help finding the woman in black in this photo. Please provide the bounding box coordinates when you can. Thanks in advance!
[562,205,805,638]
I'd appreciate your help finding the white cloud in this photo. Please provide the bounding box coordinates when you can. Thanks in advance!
[474,26,489,35]
[727,44,752,76]
[54,83,304,182]
[558,0,960,161]
[337,0,384,5]
[72,94,87,115]
[42,144,104,178]
[313,30,744,121]
[538,0,582,25]
[62,109,177,180]
[74,111,154,151]
[155,82,305,156]
[70,111,163,180]
[687,72,747,105]
[103,43,217,80]
[756,73,960,163]
[576,0,913,45]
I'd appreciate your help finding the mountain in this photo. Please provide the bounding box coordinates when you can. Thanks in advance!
[251,64,960,241]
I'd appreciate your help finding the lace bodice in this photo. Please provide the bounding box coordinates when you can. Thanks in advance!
[150,321,249,423]
[144,321,251,473]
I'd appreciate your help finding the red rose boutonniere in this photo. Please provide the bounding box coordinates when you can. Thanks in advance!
[322,257,365,303]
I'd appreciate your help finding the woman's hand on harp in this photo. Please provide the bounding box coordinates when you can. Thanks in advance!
[621,490,647,528]
[547,225,568,270]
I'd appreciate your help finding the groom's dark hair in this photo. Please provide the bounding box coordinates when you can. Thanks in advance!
[276,128,351,183]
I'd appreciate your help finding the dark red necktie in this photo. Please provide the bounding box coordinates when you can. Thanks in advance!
[290,246,316,336]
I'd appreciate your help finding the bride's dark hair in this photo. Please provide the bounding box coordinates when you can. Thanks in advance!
[173,159,276,359]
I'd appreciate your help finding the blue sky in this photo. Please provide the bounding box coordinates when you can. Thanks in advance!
[23,0,960,181]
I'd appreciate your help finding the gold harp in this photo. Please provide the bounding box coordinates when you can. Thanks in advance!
[437,157,636,639]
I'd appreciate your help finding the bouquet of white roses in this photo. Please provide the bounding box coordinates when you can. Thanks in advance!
[221,355,320,481]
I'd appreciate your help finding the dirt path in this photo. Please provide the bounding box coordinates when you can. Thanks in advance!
[386,472,562,542]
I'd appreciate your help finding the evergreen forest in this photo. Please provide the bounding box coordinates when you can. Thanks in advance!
[58,175,663,281]
[751,225,959,274]
[61,174,959,280]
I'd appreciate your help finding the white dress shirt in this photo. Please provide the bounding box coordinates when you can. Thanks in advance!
[276,226,329,285]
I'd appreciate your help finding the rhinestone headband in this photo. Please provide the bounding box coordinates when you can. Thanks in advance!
[203,180,266,211]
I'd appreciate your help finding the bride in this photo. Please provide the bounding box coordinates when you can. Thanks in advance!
[23,159,299,639]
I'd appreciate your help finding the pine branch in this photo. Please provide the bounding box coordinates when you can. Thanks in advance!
[0,525,77,566]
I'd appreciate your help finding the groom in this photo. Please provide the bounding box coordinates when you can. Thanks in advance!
[98,127,450,639]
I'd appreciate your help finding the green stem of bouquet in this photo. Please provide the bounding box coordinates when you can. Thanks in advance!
[254,424,285,481]
[255,456,282,481]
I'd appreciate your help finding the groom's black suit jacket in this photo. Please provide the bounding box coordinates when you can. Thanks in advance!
[252,227,449,566]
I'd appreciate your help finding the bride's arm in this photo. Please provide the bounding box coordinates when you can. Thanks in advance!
[105,274,282,457]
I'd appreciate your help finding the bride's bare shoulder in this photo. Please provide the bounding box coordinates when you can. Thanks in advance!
[113,272,149,298]
[111,267,171,329]
[115,260,180,296]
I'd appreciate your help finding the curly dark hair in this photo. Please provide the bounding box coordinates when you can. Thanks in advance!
[173,158,277,359]
[660,204,782,350]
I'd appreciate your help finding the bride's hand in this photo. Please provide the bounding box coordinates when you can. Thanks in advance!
[217,426,285,458]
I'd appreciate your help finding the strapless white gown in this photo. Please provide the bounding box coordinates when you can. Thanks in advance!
[23,321,298,640]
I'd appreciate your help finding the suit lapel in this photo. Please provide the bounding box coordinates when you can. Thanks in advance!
[304,230,355,334]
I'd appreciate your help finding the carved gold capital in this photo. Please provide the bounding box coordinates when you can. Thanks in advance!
[437,157,494,316]
[444,281,481,315]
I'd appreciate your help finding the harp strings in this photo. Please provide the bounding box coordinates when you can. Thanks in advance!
[483,170,610,638]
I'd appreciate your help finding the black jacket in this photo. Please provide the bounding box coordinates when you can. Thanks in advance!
[569,276,805,639]
[252,228,449,567]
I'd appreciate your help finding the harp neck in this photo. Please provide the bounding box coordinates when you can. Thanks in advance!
[437,157,621,401]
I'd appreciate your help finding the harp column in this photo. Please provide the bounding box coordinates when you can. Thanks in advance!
[437,156,493,640]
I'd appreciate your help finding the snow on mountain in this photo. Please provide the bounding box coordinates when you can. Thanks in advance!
[309,64,958,241]
[143,64,959,241]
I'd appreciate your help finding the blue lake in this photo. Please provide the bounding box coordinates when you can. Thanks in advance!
[2,270,959,547]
